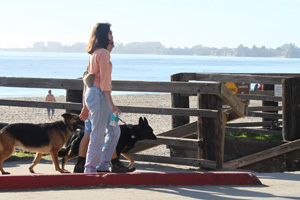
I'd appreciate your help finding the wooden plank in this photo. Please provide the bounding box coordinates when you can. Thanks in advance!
[112,80,220,94]
[0,99,218,117]
[0,77,222,94]
[217,83,246,117]
[225,127,282,136]
[248,106,282,112]
[141,136,200,147]
[130,122,198,153]
[0,99,82,110]
[180,73,293,84]
[119,106,218,117]
[178,93,282,102]
[236,94,282,102]
[250,90,274,96]
[248,111,282,119]
[130,154,217,169]
[0,77,83,90]
[226,121,275,127]
[218,111,227,168]
[197,93,223,166]
[282,77,300,140]
[223,139,300,169]
[171,73,190,128]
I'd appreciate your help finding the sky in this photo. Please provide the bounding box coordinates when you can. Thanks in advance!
[0,0,299,49]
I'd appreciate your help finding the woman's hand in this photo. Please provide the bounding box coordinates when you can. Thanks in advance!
[111,105,121,115]
[79,106,89,121]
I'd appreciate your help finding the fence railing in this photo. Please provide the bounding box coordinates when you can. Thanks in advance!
[0,75,247,169]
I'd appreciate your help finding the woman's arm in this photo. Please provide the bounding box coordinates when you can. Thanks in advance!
[79,85,89,121]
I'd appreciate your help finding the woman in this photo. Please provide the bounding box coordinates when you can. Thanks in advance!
[81,23,121,173]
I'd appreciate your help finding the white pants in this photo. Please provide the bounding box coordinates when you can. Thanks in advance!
[84,86,120,173]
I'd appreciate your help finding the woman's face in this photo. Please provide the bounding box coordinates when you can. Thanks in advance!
[107,32,114,53]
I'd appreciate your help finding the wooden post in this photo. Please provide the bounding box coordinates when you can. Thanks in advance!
[262,84,278,128]
[171,73,190,128]
[198,94,223,168]
[170,73,190,158]
[66,89,83,114]
[282,77,300,141]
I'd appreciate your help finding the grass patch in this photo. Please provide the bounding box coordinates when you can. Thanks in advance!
[226,132,282,140]
[13,151,52,159]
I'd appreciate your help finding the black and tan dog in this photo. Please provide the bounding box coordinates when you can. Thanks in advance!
[0,113,84,175]
[59,117,156,170]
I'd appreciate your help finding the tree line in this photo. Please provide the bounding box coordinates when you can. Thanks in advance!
[1,41,299,58]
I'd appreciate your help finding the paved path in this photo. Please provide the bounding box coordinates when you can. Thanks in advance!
[0,158,300,200]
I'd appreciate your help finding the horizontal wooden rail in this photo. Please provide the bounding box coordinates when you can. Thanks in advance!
[130,154,217,169]
[0,99,82,110]
[0,77,81,90]
[180,93,282,101]
[248,111,282,119]
[177,73,298,84]
[248,106,282,112]
[141,136,200,147]
[0,77,222,94]
[236,94,282,102]
[0,99,218,117]
[226,121,279,127]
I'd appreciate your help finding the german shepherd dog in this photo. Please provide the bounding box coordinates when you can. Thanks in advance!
[0,113,84,175]
[59,117,157,170]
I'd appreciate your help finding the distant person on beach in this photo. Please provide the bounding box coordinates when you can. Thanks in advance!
[79,23,126,173]
[45,90,56,120]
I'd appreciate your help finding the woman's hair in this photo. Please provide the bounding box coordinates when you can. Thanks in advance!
[86,23,111,54]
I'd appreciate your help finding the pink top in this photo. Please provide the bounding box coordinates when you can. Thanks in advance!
[88,48,112,92]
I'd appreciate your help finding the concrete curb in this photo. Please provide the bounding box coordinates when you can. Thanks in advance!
[0,171,262,190]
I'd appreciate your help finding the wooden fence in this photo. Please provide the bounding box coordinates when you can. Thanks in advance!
[1,73,299,172]
[167,73,300,172]
[0,76,246,170]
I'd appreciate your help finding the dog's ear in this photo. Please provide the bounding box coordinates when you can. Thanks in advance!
[62,113,72,119]
[139,117,144,126]
[143,117,149,125]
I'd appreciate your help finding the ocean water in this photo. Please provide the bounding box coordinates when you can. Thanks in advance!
[1,51,300,97]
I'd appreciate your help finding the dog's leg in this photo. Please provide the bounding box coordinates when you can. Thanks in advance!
[121,153,135,169]
[50,150,69,173]
[0,136,15,175]
[61,155,78,170]
[29,153,43,173]
[0,149,14,175]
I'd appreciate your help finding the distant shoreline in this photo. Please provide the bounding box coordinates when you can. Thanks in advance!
[1,41,299,58]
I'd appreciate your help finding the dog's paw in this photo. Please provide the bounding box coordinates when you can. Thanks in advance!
[29,168,35,173]
[2,171,10,175]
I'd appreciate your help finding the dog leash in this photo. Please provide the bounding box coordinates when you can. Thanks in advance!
[118,117,133,129]
[118,117,127,125]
